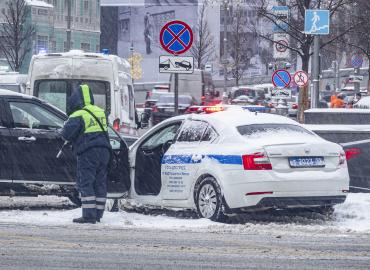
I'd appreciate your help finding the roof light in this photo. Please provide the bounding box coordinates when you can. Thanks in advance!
[203,106,224,114]
[101,49,110,55]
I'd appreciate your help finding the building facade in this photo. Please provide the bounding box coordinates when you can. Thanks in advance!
[0,0,101,73]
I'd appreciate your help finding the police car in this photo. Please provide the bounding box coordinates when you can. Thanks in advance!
[127,108,350,221]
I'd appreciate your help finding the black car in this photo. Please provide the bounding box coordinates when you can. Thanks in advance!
[0,89,130,205]
[151,94,196,125]
[305,109,370,193]
[175,61,192,70]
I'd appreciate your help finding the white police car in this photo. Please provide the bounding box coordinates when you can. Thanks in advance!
[127,108,350,221]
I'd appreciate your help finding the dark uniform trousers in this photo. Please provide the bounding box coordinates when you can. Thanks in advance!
[77,147,110,220]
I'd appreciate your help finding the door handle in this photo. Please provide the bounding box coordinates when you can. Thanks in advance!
[18,136,36,142]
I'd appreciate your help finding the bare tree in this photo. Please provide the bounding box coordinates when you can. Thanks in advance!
[229,4,248,86]
[190,2,215,69]
[345,0,370,93]
[0,0,35,72]
[258,0,358,122]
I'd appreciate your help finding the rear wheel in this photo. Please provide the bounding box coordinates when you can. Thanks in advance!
[195,176,226,222]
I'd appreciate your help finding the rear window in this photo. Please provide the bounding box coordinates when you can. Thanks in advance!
[237,124,314,138]
[0,84,21,93]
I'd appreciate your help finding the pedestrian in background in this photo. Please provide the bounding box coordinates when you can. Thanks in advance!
[61,84,111,224]
[330,94,345,108]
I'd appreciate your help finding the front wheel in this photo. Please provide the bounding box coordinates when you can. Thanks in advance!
[195,176,226,222]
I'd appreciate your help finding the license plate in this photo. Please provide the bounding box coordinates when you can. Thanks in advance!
[164,108,174,112]
[288,157,325,168]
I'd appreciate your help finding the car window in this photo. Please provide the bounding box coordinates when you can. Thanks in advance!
[142,122,181,149]
[38,80,68,112]
[9,101,64,130]
[201,126,218,142]
[237,124,314,138]
[177,120,208,142]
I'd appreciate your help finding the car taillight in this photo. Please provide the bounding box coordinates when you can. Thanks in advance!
[113,118,120,131]
[242,152,272,170]
[292,104,298,109]
[152,106,158,113]
[345,148,361,161]
[203,106,224,114]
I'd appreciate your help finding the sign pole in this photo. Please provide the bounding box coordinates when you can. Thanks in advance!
[174,73,179,115]
[354,67,360,93]
[311,35,320,109]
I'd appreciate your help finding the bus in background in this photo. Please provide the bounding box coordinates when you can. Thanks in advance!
[26,50,140,141]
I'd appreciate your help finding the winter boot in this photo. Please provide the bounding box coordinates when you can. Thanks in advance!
[73,217,96,224]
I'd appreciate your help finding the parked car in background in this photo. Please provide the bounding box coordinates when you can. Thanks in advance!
[0,72,27,93]
[151,94,196,125]
[287,95,298,117]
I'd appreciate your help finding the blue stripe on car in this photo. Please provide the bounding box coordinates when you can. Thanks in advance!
[161,155,242,165]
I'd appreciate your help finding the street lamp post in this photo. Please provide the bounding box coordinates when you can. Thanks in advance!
[66,0,72,51]
[222,0,229,101]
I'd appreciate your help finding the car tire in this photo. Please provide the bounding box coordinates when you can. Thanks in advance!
[105,199,120,212]
[194,176,226,222]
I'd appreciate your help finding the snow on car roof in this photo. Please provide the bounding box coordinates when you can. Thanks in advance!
[197,108,298,128]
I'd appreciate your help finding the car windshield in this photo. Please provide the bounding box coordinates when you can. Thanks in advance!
[158,95,192,104]
[237,124,314,138]
[35,79,110,112]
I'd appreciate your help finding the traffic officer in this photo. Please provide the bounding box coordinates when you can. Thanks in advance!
[61,84,111,224]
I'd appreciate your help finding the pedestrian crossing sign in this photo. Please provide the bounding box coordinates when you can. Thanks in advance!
[304,10,330,35]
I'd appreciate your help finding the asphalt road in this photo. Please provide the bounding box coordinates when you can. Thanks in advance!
[0,222,369,270]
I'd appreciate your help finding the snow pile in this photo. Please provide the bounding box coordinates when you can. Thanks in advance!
[334,193,370,232]
[0,194,369,234]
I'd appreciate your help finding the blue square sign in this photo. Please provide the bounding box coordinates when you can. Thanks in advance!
[304,10,330,35]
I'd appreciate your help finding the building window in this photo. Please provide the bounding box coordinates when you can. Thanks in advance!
[84,1,89,12]
[81,43,90,52]
[37,35,48,53]
[119,19,130,41]
[38,9,48,16]
[96,45,100,53]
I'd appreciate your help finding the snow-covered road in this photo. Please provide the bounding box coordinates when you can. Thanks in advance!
[0,193,369,236]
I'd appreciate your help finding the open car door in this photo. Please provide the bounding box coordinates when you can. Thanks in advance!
[107,127,131,197]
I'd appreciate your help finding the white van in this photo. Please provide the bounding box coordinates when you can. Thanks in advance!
[0,72,28,93]
[26,50,138,137]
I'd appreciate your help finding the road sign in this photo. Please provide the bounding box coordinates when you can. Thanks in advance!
[159,55,194,74]
[351,54,363,68]
[159,20,193,55]
[293,70,309,87]
[272,69,291,88]
[304,10,330,35]
[273,33,290,59]
[270,88,292,99]
[272,6,289,33]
